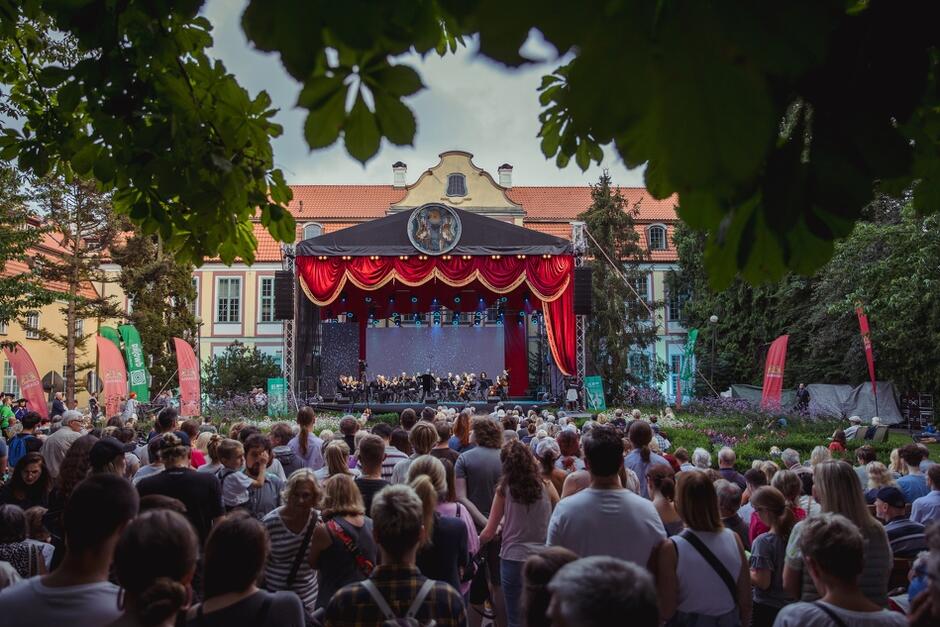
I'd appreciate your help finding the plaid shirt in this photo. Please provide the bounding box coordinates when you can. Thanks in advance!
[325,564,467,627]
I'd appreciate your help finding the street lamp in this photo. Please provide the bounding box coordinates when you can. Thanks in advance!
[709,315,719,392]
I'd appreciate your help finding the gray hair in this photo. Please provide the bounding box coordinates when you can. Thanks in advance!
[714,479,742,514]
[547,556,658,627]
[781,448,801,468]
[0,504,27,543]
[718,447,736,465]
[62,410,83,424]
[692,448,712,469]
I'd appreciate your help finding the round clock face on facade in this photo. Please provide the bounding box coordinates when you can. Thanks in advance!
[407,204,462,255]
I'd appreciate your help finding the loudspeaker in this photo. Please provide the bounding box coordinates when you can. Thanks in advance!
[274,270,295,320]
[574,266,592,315]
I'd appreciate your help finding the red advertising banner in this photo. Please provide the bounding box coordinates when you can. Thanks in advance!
[96,335,128,418]
[855,303,877,400]
[761,334,789,410]
[2,343,49,419]
[173,338,201,417]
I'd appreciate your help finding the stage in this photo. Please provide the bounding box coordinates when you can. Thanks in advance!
[308,398,554,415]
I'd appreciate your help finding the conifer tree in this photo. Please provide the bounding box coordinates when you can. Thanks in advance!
[579,171,662,403]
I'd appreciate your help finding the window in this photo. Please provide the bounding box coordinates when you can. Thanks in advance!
[25,312,39,339]
[259,277,274,323]
[302,223,323,240]
[629,273,649,302]
[668,288,687,322]
[216,277,242,323]
[628,351,651,383]
[648,225,667,250]
[0,321,7,335]
[75,319,84,339]
[670,354,682,375]
[2,361,19,397]
[188,278,199,318]
[446,173,467,197]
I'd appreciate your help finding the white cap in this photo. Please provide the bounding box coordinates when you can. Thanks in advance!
[849,415,862,423]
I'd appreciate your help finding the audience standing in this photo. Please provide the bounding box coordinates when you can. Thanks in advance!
[625,421,671,499]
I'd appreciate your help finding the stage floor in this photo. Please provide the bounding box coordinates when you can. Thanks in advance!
[311,399,552,415]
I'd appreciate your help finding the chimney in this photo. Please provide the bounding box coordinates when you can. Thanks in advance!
[498,163,513,188]
[392,161,407,188]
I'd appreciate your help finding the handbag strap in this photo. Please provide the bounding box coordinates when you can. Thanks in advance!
[812,602,850,627]
[328,518,375,577]
[676,530,738,606]
[285,515,316,588]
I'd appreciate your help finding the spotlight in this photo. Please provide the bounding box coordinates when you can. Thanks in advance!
[365,296,372,303]
[388,295,395,304]
[454,296,461,304]
[345,312,353,319]
[452,312,459,326]
[410,296,418,304]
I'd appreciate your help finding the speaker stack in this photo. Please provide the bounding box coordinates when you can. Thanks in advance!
[573,266,593,316]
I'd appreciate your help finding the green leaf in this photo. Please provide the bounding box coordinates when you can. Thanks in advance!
[37,65,69,88]
[371,64,425,97]
[71,142,98,176]
[373,90,416,146]
[343,93,380,163]
[297,75,344,109]
[303,88,347,149]
[93,156,116,183]
[57,81,81,112]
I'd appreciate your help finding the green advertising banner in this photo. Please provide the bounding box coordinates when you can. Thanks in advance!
[584,375,606,411]
[99,326,123,351]
[118,324,150,402]
[267,377,287,416]
[679,328,699,387]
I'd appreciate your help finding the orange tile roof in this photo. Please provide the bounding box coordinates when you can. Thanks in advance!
[507,186,678,221]
[287,185,406,219]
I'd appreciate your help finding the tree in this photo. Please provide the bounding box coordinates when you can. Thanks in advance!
[579,172,661,402]
[202,342,280,400]
[32,175,121,404]
[1,2,937,282]
[0,167,53,333]
[673,198,940,394]
[111,233,199,398]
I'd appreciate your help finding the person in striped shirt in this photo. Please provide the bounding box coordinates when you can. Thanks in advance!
[874,486,928,558]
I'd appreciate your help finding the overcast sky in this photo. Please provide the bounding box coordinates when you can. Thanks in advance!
[203,0,645,188]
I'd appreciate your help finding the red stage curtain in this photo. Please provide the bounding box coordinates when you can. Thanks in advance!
[296,255,576,375]
[504,319,529,396]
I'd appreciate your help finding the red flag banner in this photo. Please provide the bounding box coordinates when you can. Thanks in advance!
[761,334,789,410]
[855,303,877,400]
[2,343,49,419]
[174,338,201,417]
[96,335,127,418]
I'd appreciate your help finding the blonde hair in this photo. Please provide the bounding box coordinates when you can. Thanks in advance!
[809,445,832,467]
[320,429,334,443]
[866,461,898,490]
[281,468,321,508]
[889,449,906,475]
[813,460,878,531]
[760,460,779,483]
[195,432,215,454]
[409,474,438,547]
[409,422,439,456]
[323,440,352,477]
[321,473,365,518]
[217,438,244,462]
[204,434,223,463]
[406,455,447,499]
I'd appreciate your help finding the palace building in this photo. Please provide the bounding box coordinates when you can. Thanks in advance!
[187,150,688,402]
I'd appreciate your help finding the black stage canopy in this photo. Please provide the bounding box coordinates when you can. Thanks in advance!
[295,205,573,257]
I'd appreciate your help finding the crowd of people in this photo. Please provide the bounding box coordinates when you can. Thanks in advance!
[0,402,937,627]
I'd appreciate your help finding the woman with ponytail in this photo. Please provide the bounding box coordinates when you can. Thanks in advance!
[647,463,683,536]
[197,434,223,475]
[288,407,324,471]
[625,420,670,499]
[748,486,796,627]
[407,456,468,593]
[110,509,198,627]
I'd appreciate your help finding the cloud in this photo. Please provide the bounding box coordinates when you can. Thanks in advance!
[203,0,645,187]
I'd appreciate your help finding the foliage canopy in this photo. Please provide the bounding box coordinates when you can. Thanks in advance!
[0,1,937,285]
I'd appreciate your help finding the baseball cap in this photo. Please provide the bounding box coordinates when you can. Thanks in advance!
[89,436,136,468]
[875,486,906,509]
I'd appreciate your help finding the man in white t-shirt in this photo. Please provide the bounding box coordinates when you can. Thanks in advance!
[773,512,906,627]
[0,474,139,626]
[547,426,666,567]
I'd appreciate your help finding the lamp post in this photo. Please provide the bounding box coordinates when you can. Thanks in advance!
[709,314,719,392]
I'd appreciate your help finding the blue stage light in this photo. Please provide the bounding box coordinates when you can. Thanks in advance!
[454,296,461,304]
[410,296,418,304]
[365,296,372,303]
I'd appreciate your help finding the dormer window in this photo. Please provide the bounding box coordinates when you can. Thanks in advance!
[648,225,667,250]
[303,223,323,240]
[446,173,467,197]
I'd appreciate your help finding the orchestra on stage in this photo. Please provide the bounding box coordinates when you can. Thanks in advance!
[336,369,510,403]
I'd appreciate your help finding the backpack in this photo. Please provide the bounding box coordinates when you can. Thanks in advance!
[8,434,35,468]
[275,448,302,477]
[360,578,437,627]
